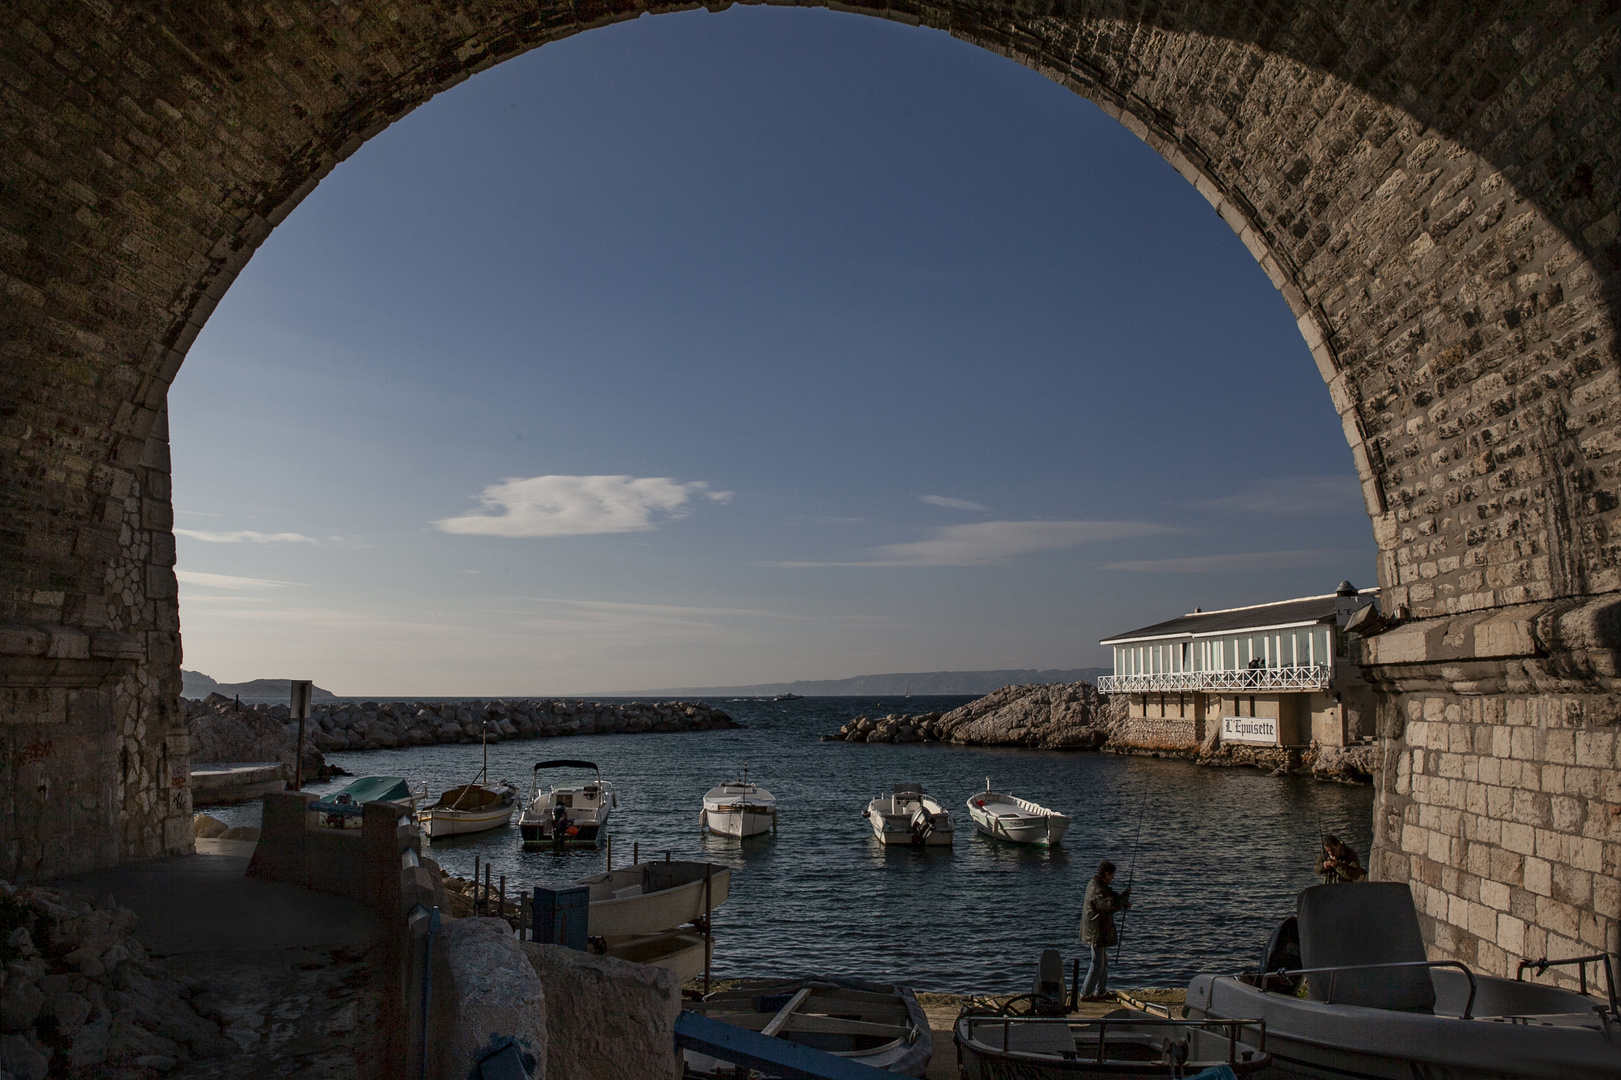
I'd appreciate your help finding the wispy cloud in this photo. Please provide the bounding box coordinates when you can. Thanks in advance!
[1196,477,1363,516]
[780,520,1172,567]
[1106,549,1363,573]
[435,474,732,538]
[920,495,991,512]
[176,570,300,590]
[175,528,318,544]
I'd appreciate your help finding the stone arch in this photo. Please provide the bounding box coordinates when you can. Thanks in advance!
[1,2,1616,977]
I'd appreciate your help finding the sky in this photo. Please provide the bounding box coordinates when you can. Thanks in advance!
[168,8,1378,695]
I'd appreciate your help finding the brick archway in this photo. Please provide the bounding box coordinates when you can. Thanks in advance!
[2,2,1616,979]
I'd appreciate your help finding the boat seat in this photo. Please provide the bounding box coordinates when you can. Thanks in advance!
[1296,883,1435,1013]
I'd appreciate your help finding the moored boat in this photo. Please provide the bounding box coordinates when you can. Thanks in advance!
[966,780,1071,846]
[417,781,517,837]
[956,1009,1270,1080]
[1184,881,1621,1080]
[518,760,615,848]
[309,775,421,829]
[576,859,730,938]
[701,770,777,838]
[865,784,953,846]
[684,978,931,1077]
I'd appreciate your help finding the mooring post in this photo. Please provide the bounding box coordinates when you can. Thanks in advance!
[606,835,612,871]
[498,874,506,920]
[485,862,493,918]
[290,681,312,790]
[633,841,639,865]
[703,864,713,997]
[472,856,481,915]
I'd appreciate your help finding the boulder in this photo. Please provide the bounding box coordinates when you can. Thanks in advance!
[0,1031,48,1080]
[192,815,228,839]
[0,978,43,1032]
[523,943,679,1080]
[441,918,546,1080]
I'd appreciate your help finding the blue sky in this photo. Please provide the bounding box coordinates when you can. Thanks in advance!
[169,8,1376,695]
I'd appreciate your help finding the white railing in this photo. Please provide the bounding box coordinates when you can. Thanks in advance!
[1097,665,1332,694]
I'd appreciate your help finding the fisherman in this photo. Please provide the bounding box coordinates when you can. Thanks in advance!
[1314,834,1367,883]
[1079,860,1131,999]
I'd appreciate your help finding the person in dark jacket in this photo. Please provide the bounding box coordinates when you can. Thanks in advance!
[1314,835,1367,883]
[1078,860,1131,998]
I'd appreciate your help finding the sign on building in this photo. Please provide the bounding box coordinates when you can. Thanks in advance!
[1222,715,1279,745]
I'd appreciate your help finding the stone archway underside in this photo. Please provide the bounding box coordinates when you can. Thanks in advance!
[2,1,1617,980]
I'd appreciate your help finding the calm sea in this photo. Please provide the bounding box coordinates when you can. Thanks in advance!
[212,695,1374,993]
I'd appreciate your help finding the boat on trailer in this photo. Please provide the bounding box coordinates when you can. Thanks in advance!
[1185,881,1621,1080]
[966,779,1071,846]
[683,977,931,1077]
[701,768,777,838]
[518,759,615,848]
[865,784,953,846]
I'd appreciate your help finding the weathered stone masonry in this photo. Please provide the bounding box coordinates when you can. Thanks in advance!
[0,1,1616,988]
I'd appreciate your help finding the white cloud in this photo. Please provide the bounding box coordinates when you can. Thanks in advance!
[175,528,318,544]
[435,475,732,538]
[175,570,300,590]
[780,520,1172,567]
[1196,476,1364,515]
[920,495,991,512]
[1106,549,1364,573]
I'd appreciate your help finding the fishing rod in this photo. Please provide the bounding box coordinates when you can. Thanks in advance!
[1114,782,1148,965]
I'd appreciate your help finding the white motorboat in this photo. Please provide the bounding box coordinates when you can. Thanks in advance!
[576,860,731,937]
[684,978,931,1077]
[700,770,777,838]
[519,759,615,848]
[865,784,953,846]
[417,781,517,837]
[966,780,1071,846]
[1185,881,1621,1080]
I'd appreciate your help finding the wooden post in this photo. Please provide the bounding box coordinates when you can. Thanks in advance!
[499,874,506,920]
[703,864,713,997]
[606,835,612,871]
[485,862,493,919]
[473,856,481,915]
[633,841,639,865]
[290,680,313,790]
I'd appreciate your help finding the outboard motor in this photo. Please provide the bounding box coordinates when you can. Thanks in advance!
[1258,915,1302,993]
[550,801,569,840]
[1032,949,1067,1016]
[908,806,935,845]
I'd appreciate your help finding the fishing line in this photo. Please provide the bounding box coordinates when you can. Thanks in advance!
[1114,779,1148,965]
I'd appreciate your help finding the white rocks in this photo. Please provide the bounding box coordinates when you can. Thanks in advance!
[524,943,681,1080]
[442,918,547,1080]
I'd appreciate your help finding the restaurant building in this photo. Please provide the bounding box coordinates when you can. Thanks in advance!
[1096,581,1379,751]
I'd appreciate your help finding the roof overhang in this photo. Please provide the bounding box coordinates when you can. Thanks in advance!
[1099,616,1334,647]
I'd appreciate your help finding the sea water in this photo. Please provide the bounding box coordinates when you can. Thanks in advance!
[221,695,1374,993]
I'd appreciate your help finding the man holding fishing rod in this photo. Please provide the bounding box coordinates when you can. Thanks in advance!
[1078,860,1132,999]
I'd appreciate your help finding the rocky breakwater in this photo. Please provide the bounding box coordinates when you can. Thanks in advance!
[303,697,737,753]
[0,881,234,1078]
[827,682,1118,750]
[184,693,331,785]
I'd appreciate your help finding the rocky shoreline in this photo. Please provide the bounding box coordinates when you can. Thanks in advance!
[183,693,738,788]
[823,680,1374,783]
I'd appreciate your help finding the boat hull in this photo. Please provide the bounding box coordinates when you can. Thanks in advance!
[519,816,607,848]
[1186,972,1619,1080]
[967,806,1070,846]
[604,929,712,985]
[419,804,514,837]
[955,1014,1270,1080]
[578,863,732,937]
[866,791,954,846]
[701,807,774,838]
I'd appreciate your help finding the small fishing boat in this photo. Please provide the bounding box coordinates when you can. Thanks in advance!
[700,768,777,838]
[955,1009,1270,1080]
[1185,881,1620,1080]
[865,784,953,846]
[600,928,712,985]
[518,760,615,848]
[417,718,518,837]
[684,978,931,1077]
[576,860,731,937]
[309,775,420,829]
[417,781,517,837]
[966,780,1071,846]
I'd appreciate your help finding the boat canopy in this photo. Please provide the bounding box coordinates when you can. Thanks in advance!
[534,759,600,775]
[333,775,412,803]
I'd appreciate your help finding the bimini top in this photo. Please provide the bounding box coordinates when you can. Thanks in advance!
[1100,584,1378,646]
[533,759,600,774]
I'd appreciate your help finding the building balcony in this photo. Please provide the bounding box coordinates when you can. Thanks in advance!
[1096,664,1333,694]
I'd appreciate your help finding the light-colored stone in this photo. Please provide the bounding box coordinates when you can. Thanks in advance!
[524,942,681,1080]
[443,918,546,1080]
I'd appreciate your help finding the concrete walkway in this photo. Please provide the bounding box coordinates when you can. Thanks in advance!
[54,846,385,1080]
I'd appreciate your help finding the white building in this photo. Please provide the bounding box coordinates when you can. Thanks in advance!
[1097,581,1378,749]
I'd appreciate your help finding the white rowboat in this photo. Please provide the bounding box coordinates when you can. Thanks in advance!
[576,860,731,938]
[865,785,953,846]
[701,774,777,838]
[417,782,517,837]
[966,780,1071,846]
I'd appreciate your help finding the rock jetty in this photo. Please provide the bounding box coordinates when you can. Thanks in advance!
[0,880,235,1077]
[184,693,736,762]
[826,681,1116,750]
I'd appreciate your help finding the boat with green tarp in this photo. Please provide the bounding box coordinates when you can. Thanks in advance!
[310,775,420,828]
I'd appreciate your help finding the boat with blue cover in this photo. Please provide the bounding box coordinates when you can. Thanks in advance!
[309,775,419,828]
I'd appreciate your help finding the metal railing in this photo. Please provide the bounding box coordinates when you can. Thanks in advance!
[1098,665,1332,694]
[1273,960,1477,1019]
[1517,953,1618,1015]
[959,1014,1265,1069]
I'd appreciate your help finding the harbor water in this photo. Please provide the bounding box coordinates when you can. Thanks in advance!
[220,695,1374,993]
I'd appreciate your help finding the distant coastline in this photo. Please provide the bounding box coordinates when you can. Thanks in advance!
[183,667,1110,702]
